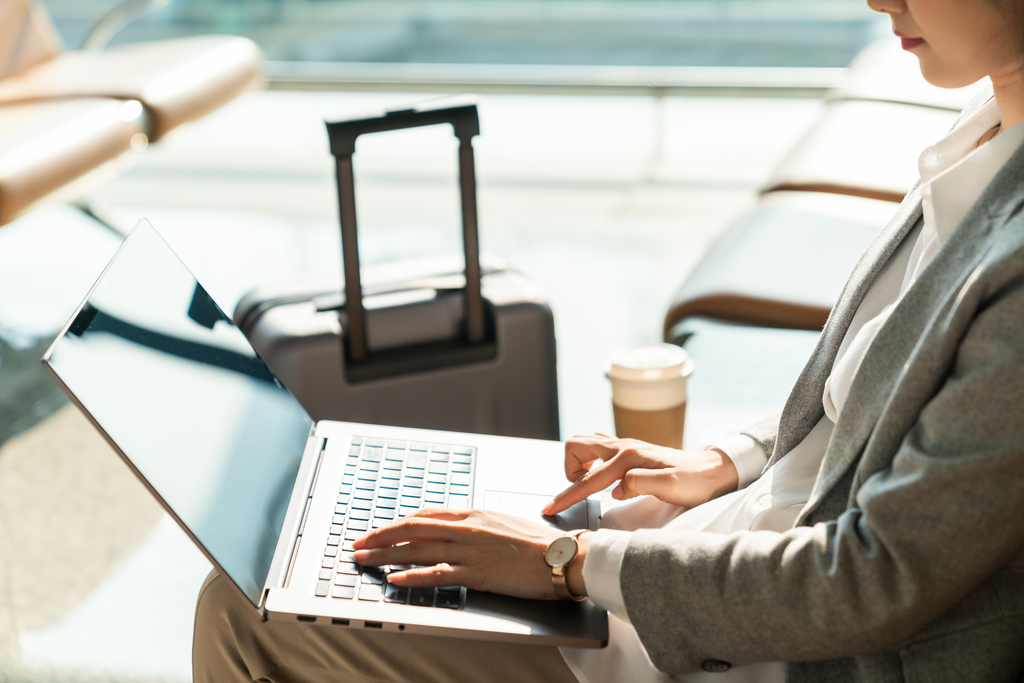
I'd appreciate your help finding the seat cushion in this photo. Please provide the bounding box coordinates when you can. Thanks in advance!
[663,192,895,336]
[0,35,262,141]
[0,98,144,225]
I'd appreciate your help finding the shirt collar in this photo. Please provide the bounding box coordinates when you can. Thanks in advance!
[919,97,1024,243]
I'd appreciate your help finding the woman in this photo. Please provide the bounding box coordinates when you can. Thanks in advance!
[194,0,1024,680]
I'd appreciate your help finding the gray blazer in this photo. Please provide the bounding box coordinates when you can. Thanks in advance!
[621,89,1024,683]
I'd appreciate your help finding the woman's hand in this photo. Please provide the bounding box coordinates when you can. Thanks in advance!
[541,433,739,516]
[352,509,589,601]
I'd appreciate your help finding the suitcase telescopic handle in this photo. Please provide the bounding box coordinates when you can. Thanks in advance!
[326,99,485,363]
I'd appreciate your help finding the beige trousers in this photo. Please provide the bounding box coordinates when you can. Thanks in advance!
[193,571,581,683]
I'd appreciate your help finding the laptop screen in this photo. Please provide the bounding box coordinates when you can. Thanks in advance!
[43,220,314,607]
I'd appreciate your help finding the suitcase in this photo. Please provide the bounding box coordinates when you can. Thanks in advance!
[234,99,560,440]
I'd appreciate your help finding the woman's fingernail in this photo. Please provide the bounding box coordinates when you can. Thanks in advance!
[352,549,371,562]
[388,572,407,585]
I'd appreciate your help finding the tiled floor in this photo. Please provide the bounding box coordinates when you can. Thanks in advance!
[0,89,823,681]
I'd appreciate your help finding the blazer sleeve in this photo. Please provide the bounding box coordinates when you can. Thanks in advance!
[740,411,780,460]
[619,275,1024,674]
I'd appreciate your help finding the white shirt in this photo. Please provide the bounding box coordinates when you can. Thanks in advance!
[561,96,1024,683]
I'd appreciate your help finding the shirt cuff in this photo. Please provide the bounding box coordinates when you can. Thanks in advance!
[581,529,632,623]
[707,434,767,489]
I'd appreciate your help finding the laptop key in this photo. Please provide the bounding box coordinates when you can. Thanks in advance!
[345,529,364,541]
[353,491,374,504]
[426,482,446,494]
[315,580,330,597]
[372,518,390,529]
[399,506,420,517]
[436,588,460,610]
[337,562,360,575]
[330,524,343,535]
[342,475,354,486]
[350,509,370,521]
[451,463,471,474]
[362,449,382,463]
[376,498,397,510]
[428,462,448,474]
[424,492,445,506]
[409,588,434,607]
[384,449,405,462]
[365,439,385,448]
[451,473,472,486]
[447,495,469,510]
[382,461,403,473]
[452,454,472,465]
[431,445,451,454]
[326,535,341,546]
[374,507,396,520]
[333,585,356,599]
[343,541,356,551]
[384,584,409,604]
[348,519,369,532]
[409,442,428,452]
[319,568,332,580]
[322,557,336,569]
[407,453,427,469]
[335,505,347,515]
[350,438,363,447]
[360,460,381,472]
[426,474,446,486]
[349,446,361,456]
[333,514,346,525]
[400,496,421,508]
[335,573,358,587]
[453,447,473,456]
[359,584,383,601]
[324,546,338,557]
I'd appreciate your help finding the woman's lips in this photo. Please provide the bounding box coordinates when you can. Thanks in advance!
[894,31,925,50]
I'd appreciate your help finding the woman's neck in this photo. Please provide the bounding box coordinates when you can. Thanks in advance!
[990,71,1024,132]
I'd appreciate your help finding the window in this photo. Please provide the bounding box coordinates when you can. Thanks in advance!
[48,0,883,69]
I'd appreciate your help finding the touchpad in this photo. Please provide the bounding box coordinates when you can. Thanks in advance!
[483,491,593,531]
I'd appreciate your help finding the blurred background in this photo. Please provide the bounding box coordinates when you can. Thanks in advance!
[0,2,893,681]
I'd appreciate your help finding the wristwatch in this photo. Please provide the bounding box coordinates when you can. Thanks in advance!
[544,530,588,601]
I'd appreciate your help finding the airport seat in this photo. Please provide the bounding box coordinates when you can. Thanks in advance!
[0,0,262,226]
[664,38,980,342]
[663,192,894,342]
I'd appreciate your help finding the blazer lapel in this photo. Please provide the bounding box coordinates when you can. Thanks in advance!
[766,191,923,467]
[799,124,1024,521]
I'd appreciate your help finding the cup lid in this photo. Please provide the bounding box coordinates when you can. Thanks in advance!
[606,344,694,383]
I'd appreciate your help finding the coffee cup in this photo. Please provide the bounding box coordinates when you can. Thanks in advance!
[606,344,694,449]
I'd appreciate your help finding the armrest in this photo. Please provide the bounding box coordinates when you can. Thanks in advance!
[0,98,144,226]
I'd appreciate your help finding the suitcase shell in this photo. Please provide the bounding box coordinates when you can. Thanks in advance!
[234,256,560,440]
[235,99,560,440]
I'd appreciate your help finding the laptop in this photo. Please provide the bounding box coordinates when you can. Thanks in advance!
[41,220,608,648]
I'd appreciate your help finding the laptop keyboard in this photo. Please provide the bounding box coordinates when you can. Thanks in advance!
[315,436,475,609]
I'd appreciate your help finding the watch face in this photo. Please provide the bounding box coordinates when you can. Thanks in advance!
[545,536,578,568]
